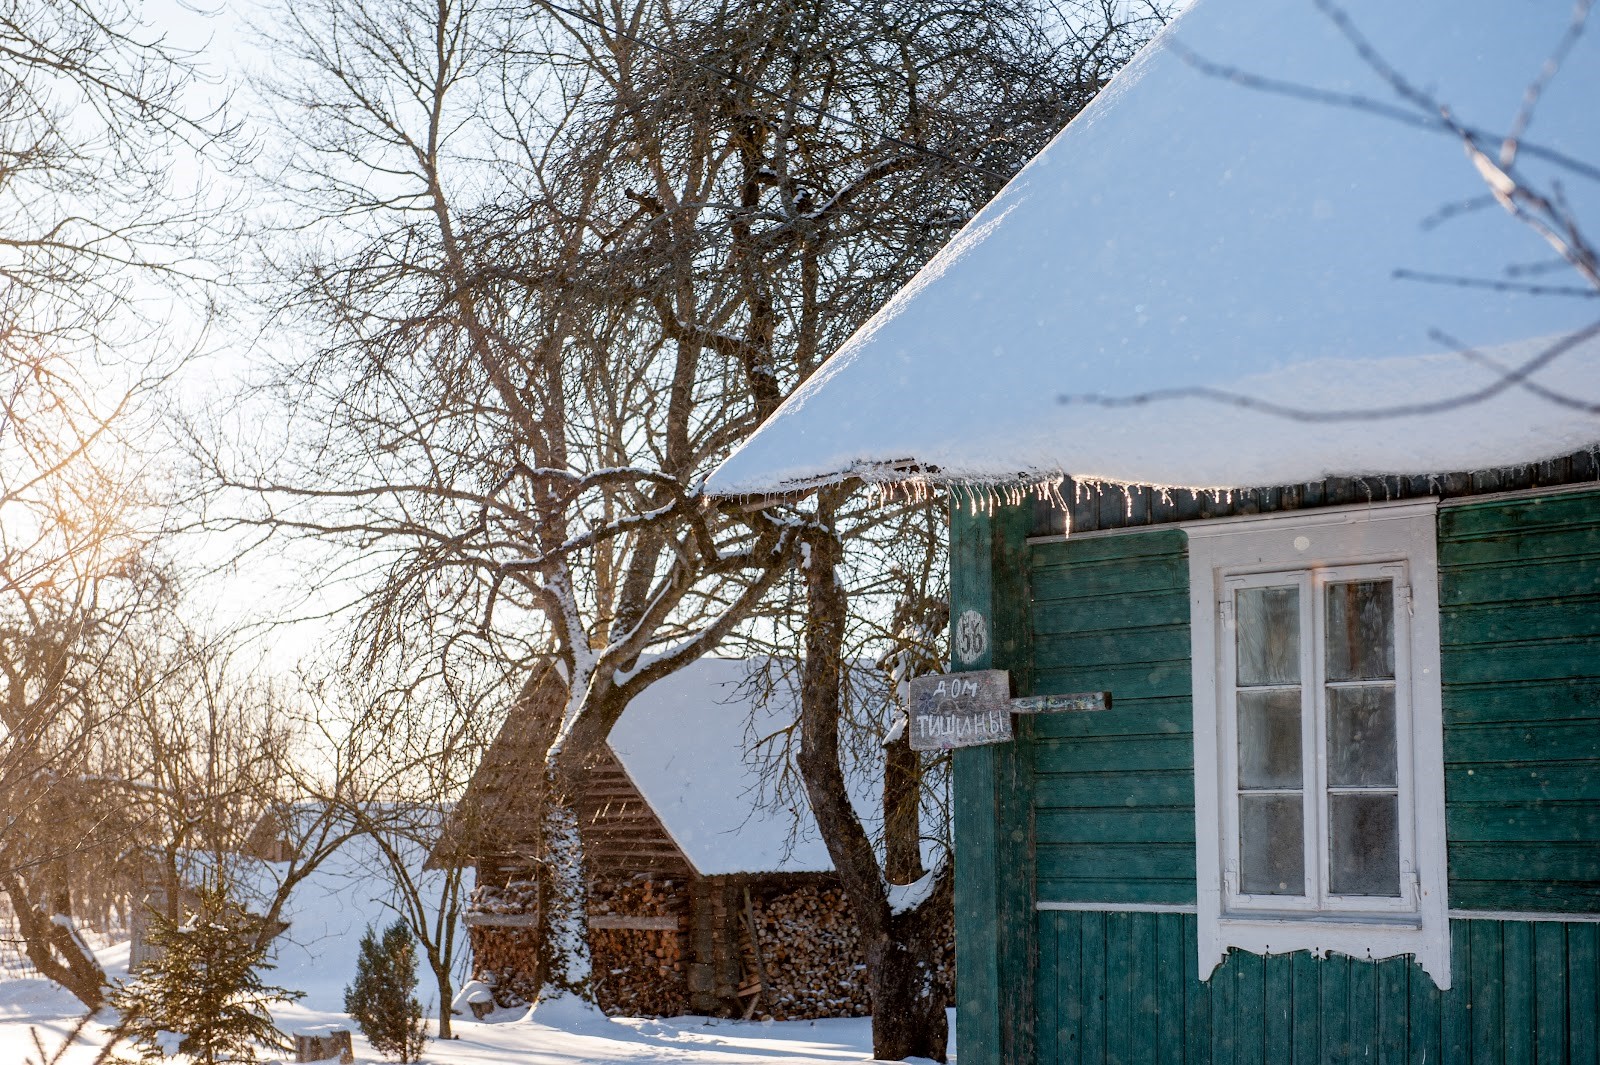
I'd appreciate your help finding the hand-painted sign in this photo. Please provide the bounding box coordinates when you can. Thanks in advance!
[907,671,1114,750]
[909,669,1012,750]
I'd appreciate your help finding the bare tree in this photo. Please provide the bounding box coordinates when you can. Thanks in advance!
[232,0,1164,1021]
[0,0,240,1010]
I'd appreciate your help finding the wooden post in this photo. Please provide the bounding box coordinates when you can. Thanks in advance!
[951,499,1036,1065]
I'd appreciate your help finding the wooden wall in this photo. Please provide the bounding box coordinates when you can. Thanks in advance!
[1029,529,1194,907]
[1035,910,1600,1065]
[1438,488,1600,911]
[952,483,1600,1064]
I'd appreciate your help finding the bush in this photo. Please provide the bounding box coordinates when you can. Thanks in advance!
[110,883,300,1064]
[344,919,426,1062]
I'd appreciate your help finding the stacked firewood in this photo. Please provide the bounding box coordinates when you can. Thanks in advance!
[589,876,688,1017]
[468,878,538,915]
[743,885,871,1020]
[467,926,540,1006]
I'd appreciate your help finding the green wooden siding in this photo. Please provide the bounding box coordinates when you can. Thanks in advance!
[1439,489,1600,912]
[1029,529,1195,905]
[1036,910,1600,1065]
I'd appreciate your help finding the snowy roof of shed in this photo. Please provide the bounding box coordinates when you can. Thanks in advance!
[607,657,877,877]
[705,0,1600,495]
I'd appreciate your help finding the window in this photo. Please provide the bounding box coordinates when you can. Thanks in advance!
[1188,501,1451,989]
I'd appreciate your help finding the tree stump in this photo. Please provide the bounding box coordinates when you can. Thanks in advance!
[294,1028,354,1063]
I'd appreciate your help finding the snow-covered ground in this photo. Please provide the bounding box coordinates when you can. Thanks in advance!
[1,836,955,1063]
[0,949,951,1065]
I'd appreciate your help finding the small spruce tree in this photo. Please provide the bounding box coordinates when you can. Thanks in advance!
[344,919,426,1062]
[110,883,300,1064]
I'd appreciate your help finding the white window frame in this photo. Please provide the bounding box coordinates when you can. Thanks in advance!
[1188,500,1451,989]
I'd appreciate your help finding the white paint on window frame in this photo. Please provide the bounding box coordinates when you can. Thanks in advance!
[1188,499,1451,989]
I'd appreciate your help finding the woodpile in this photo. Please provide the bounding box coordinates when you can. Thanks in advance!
[739,883,955,1022]
[469,878,538,915]
[589,875,688,1017]
[467,926,540,1005]
[741,884,870,1020]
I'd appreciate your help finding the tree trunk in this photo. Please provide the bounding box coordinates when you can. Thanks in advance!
[533,781,593,1006]
[434,962,454,1039]
[865,874,954,1063]
[0,870,106,1011]
[795,512,950,1062]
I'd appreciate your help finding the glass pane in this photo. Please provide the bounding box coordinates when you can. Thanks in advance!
[1329,793,1401,896]
[1238,690,1303,789]
[1327,686,1397,787]
[1237,585,1300,686]
[1326,580,1395,681]
[1239,795,1305,895]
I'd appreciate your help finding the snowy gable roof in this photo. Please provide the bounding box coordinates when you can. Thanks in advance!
[705,0,1600,495]
[606,658,875,877]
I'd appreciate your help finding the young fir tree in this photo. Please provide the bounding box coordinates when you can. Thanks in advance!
[110,884,300,1064]
[344,920,425,1062]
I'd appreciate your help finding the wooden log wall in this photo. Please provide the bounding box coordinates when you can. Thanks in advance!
[467,925,541,1005]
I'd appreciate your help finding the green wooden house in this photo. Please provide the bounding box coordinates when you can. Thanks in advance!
[706,0,1600,1061]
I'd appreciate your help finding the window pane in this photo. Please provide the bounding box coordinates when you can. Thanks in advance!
[1327,686,1397,787]
[1238,690,1303,788]
[1326,580,1395,681]
[1329,793,1401,896]
[1237,585,1300,686]
[1239,795,1304,895]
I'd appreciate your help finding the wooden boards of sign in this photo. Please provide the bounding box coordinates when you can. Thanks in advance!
[908,670,1114,750]
[909,669,1012,749]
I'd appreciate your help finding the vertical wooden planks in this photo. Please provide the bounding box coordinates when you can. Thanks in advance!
[1443,921,1472,1065]
[1569,923,1598,1065]
[953,501,1036,1065]
[1347,958,1377,1065]
[1263,954,1292,1062]
[1320,953,1350,1065]
[1377,958,1408,1065]
[1533,922,1568,1065]
[1291,950,1319,1065]
[1128,912,1157,1065]
[1039,914,1061,1065]
[1184,914,1211,1065]
[1471,920,1504,1065]
[1082,909,1107,1063]
[1503,921,1535,1065]
[1104,911,1132,1065]
[1407,954,1441,1065]
[951,505,1002,1065]
[1234,950,1264,1065]
[1058,910,1085,1065]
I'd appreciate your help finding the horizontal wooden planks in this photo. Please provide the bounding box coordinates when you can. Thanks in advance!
[1029,530,1196,907]
[1036,911,1600,1065]
[1439,488,1600,914]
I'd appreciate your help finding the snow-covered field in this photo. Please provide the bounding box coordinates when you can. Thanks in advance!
[0,837,955,1064]
[1,962,949,1065]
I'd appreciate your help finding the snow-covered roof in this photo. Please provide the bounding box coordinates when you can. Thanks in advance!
[607,658,875,877]
[706,0,1600,495]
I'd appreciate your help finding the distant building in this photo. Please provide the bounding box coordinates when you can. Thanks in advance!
[442,658,952,1019]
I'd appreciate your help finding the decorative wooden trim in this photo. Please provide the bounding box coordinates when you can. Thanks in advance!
[1448,909,1600,924]
[1035,901,1197,914]
[587,914,681,931]
[463,913,539,928]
